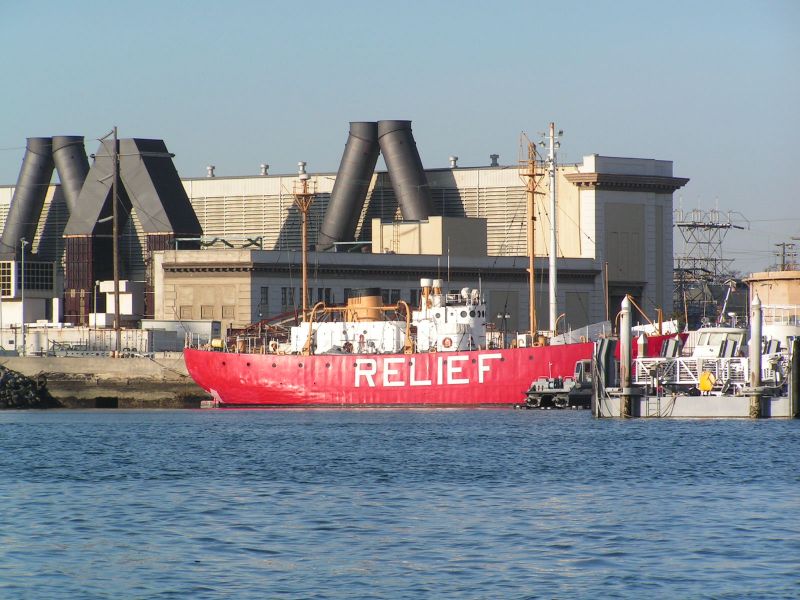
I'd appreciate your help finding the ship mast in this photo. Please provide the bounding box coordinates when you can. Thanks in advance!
[519,136,543,339]
[292,161,315,322]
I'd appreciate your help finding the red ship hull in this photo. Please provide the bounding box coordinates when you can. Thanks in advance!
[184,343,594,406]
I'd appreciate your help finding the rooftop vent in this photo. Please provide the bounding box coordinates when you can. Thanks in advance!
[490,154,499,167]
[260,163,269,176]
[206,165,215,177]
[449,156,458,168]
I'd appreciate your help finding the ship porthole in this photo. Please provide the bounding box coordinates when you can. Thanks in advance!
[528,356,533,360]
[326,363,330,368]
[298,363,303,368]
[469,310,475,317]
[460,310,467,318]
[272,363,277,368]
[222,361,226,366]
[246,362,251,367]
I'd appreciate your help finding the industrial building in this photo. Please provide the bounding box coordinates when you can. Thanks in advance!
[0,122,688,352]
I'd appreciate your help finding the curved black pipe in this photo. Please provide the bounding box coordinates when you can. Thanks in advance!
[0,137,54,259]
[377,120,432,221]
[317,122,379,250]
[52,135,89,215]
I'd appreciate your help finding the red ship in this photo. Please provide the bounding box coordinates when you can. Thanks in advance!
[183,279,663,407]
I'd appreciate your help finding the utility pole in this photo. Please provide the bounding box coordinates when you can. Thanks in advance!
[111,127,121,356]
[777,241,797,271]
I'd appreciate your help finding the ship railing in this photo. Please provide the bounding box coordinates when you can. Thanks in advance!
[232,335,267,354]
[633,355,784,393]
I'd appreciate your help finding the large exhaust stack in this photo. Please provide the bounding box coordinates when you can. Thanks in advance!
[0,137,55,259]
[377,120,433,221]
[317,122,380,250]
[52,135,90,215]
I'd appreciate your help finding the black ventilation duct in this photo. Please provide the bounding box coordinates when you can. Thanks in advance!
[377,120,433,221]
[118,138,202,236]
[63,138,120,237]
[317,122,380,250]
[0,137,55,259]
[52,136,89,215]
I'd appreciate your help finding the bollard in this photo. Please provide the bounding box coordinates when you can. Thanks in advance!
[792,338,799,418]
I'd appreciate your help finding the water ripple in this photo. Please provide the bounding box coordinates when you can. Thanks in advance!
[1,409,798,598]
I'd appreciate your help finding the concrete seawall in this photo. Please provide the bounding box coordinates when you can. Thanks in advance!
[0,353,210,408]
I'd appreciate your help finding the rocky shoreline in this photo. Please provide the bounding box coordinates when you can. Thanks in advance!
[0,365,61,409]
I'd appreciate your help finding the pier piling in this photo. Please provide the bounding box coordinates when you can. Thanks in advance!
[620,296,632,418]
[749,294,762,419]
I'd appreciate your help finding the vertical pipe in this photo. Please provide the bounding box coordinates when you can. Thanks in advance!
[749,294,762,418]
[20,238,27,356]
[548,122,558,334]
[620,295,632,417]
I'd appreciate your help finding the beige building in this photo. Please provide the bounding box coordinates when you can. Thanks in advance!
[1,154,688,335]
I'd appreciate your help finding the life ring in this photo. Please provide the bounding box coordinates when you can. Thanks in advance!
[268,340,279,353]
[442,337,453,348]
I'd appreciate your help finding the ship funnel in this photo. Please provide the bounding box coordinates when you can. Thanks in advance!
[52,136,90,215]
[317,122,380,250]
[345,287,382,322]
[377,120,433,221]
[0,137,55,259]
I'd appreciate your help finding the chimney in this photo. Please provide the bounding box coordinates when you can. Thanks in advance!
[490,154,499,167]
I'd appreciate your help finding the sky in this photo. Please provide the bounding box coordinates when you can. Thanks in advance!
[1,0,798,274]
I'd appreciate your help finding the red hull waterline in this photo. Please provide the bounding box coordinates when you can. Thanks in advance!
[184,343,594,407]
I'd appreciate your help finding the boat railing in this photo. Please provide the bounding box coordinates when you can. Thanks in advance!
[633,355,785,393]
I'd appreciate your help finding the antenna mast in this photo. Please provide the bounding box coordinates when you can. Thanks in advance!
[519,135,544,338]
[292,161,315,323]
[547,122,560,335]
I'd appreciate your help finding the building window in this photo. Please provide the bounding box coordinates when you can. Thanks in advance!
[343,288,351,303]
[0,262,11,297]
[201,305,214,319]
[410,288,420,308]
[222,305,235,319]
[281,287,295,311]
[179,305,193,320]
[381,289,401,305]
[15,261,54,292]
[317,287,332,304]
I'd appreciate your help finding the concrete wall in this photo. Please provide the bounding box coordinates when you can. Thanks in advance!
[598,393,795,418]
[371,216,487,257]
[746,271,800,305]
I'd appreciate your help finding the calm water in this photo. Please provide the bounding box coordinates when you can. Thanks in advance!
[0,409,798,599]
